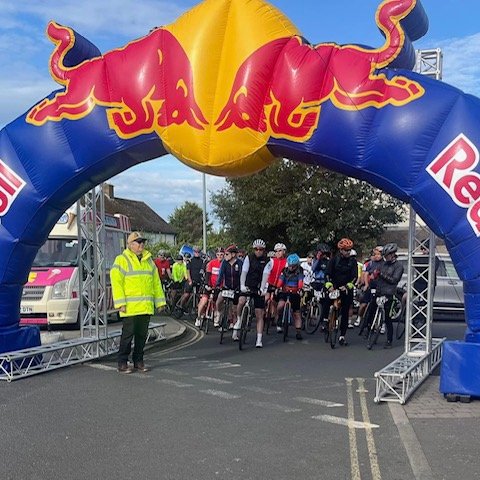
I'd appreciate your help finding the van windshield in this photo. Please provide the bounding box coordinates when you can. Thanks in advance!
[32,238,79,267]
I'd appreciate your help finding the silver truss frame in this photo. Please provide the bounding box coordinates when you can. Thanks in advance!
[0,322,166,382]
[78,185,108,341]
[375,49,444,404]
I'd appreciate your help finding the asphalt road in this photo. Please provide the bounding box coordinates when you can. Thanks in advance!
[0,319,472,480]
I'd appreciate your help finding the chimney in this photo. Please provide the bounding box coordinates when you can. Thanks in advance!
[103,183,114,199]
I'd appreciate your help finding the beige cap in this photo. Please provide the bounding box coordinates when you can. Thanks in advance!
[127,231,146,244]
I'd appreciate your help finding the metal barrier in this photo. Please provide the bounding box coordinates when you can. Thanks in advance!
[0,322,166,382]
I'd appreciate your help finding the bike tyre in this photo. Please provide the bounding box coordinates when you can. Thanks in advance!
[219,304,229,344]
[305,305,322,334]
[239,305,250,351]
[283,303,291,342]
[329,310,338,349]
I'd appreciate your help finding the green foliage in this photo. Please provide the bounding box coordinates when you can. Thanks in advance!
[211,160,405,257]
[168,201,212,245]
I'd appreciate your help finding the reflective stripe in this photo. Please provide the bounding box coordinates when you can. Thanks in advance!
[122,253,133,272]
[114,298,126,305]
[155,297,166,303]
[111,264,128,276]
[124,270,155,276]
[124,296,155,303]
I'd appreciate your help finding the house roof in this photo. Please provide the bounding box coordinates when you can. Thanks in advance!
[104,196,176,235]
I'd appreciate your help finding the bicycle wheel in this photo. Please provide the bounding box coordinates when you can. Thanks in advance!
[390,295,402,321]
[264,300,273,335]
[283,303,291,342]
[239,305,250,351]
[358,301,372,337]
[396,309,405,340]
[367,309,383,349]
[305,304,322,334]
[219,301,230,344]
[329,309,338,349]
[324,308,331,343]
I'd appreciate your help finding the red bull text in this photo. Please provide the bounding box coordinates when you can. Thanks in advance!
[0,159,26,216]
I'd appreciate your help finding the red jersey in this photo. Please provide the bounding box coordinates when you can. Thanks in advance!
[267,257,287,287]
[207,259,223,288]
[154,258,171,281]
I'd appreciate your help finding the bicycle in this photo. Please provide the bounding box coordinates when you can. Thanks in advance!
[177,283,201,321]
[263,292,276,335]
[304,288,324,334]
[219,288,236,344]
[199,289,216,334]
[325,289,341,349]
[366,295,388,350]
[239,292,256,350]
[279,292,293,342]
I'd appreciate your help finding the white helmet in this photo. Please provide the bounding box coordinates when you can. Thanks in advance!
[274,242,286,251]
[252,239,266,249]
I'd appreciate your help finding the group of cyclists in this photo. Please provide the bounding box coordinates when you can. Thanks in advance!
[154,237,404,350]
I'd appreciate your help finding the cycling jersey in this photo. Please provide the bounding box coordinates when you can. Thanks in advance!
[206,258,222,288]
[188,256,204,284]
[326,255,357,288]
[264,257,287,288]
[154,258,171,281]
[242,253,268,290]
[278,266,304,293]
[312,257,329,283]
[300,261,314,287]
[216,259,242,290]
[171,262,188,283]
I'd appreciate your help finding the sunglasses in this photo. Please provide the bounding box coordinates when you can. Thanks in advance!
[254,247,265,251]
[134,239,146,244]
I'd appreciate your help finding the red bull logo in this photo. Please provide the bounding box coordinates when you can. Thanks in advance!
[0,159,26,216]
[27,23,208,138]
[427,134,480,236]
[216,0,424,142]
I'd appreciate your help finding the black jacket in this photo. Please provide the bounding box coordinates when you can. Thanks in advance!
[376,259,404,296]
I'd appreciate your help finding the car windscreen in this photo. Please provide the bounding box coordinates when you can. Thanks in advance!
[32,238,79,267]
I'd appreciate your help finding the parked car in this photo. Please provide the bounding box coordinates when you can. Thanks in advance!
[396,254,464,321]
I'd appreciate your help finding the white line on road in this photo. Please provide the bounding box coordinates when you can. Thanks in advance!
[241,386,280,395]
[152,355,197,362]
[194,376,233,385]
[87,364,117,371]
[158,379,194,388]
[249,401,302,413]
[294,397,344,408]
[312,414,380,430]
[199,389,240,399]
[161,368,190,376]
[207,363,241,370]
[346,378,362,480]
[357,378,382,480]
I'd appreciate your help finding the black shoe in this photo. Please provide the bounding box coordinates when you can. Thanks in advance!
[296,332,303,341]
[384,342,392,349]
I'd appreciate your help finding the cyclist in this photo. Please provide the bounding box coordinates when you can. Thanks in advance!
[300,251,316,309]
[371,243,404,348]
[154,250,172,284]
[180,246,204,317]
[312,243,331,325]
[354,246,383,328]
[216,244,242,332]
[202,247,224,327]
[325,238,358,346]
[277,254,305,340]
[237,239,268,347]
[170,254,188,307]
[262,242,288,332]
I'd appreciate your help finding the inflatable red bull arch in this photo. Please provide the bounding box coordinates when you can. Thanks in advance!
[0,0,478,395]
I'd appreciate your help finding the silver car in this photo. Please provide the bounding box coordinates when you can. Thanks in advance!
[396,254,464,321]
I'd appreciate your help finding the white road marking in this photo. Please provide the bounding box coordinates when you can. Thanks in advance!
[194,376,233,385]
[87,364,116,371]
[312,414,380,430]
[294,397,344,408]
[207,363,241,370]
[241,386,280,395]
[158,379,194,388]
[357,378,382,480]
[161,368,190,376]
[346,378,362,480]
[199,389,240,399]
[152,355,197,362]
[249,401,301,413]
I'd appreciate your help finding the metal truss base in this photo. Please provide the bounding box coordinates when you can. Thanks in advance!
[374,338,445,404]
[0,322,166,382]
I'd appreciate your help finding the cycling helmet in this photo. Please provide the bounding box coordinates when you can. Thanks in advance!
[225,244,238,254]
[267,250,275,258]
[274,242,287,251]
[176,254,183,261]
[287,253,300,266]
[158,250,166,257]
[382,243,398,256]
[216,247,225,253]
[337,238,354,250]
[252,239,266,249]
[316,243,330,254]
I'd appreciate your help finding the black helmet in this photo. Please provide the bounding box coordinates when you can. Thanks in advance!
[383,243,398,256]
[316,243,330,254]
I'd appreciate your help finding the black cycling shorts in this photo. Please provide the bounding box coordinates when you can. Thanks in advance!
[277,292,301,312]
[240,291,265,309]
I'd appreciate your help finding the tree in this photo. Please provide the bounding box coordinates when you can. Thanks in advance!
[211,160,404,257]
[168,201,212,245]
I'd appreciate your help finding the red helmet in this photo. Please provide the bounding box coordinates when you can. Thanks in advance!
[225,244,238,254]
[337,238,354,250]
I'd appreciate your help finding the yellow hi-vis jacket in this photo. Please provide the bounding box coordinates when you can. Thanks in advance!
[110,248,166,317]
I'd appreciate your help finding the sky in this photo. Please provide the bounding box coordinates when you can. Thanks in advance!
[2,0,480,223]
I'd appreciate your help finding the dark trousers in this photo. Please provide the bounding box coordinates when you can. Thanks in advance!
[325,289,353,336]
[118,314,151,365]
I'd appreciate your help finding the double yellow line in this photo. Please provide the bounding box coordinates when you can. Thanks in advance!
[346,377,381,480]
